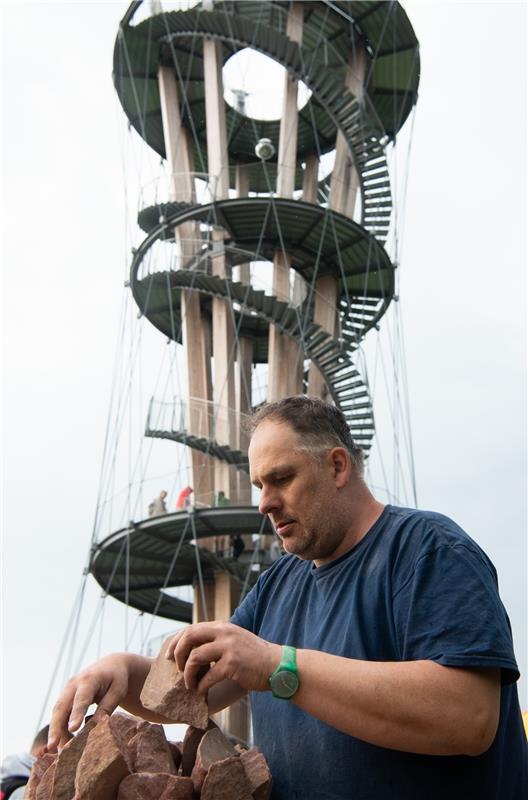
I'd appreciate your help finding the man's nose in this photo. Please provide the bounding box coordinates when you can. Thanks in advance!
[258,486,280,516]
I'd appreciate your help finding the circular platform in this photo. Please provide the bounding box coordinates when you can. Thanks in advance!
[90,506,273,621]
[134,197,394,288]
[114,2,419,167]
[131,198,393,357]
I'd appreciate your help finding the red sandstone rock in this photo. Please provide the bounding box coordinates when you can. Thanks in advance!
[108,711,141,744]
[50,718,96,800]
[139,639,208,729]
[35,761,57,800]
[180,720,217,776]
[167,740,182,771]
[117,773,193,800]
[24,753,56,800]
[128,721,176,774]
[239,747,272,800]
[191,727,236,793]
[201,756,253,800]
[74,713,130,800]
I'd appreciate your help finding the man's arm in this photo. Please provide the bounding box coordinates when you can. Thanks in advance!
[47,651,247,751]
[169,622,501,757]
[293,651,500,756]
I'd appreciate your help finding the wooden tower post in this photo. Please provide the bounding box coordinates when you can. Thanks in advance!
[267,2,304,401]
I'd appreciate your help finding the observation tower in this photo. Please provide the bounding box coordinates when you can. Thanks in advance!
[87,0,420,742]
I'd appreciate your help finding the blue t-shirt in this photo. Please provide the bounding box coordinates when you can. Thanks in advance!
[231,505,527,799]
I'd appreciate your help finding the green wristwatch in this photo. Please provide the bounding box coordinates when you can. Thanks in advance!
[269,645,300,699]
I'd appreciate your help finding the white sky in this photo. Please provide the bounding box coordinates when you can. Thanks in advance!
[1,0,526,755]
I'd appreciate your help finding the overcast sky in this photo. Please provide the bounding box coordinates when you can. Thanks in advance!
[1,0,526,755]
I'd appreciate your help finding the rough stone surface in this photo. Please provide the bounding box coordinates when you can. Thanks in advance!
[191,728,236,794]
[117,773,193,800]
[35,761,57,800]
[239,748,273,800]
[128,722,176,774]
[24,753,56,800]
[201,757,253,800]
[75,713,130,799]
[108,712,140,744]
[139,639,209,728]
[51,718,96,800]
[180,721,216,776]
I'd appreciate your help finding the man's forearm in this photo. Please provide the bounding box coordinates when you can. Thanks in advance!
[294,651,500,756]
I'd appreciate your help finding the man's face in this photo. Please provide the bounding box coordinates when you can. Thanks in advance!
[249,419,346,563]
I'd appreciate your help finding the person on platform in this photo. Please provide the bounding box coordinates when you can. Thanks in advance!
[230,534,245,560]
[47,397,527,799]
[148,489,167,517]
[215,490,230,507]
[175,485,193,511]
[0,725,49,799]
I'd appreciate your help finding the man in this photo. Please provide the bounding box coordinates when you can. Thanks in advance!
[0,726,49,799]
[148,489,167,517]
[175,485,193,510]
[48,397,527,798]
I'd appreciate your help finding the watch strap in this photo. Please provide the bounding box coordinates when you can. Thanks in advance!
[269,645,299,699]
[278,644,297,673]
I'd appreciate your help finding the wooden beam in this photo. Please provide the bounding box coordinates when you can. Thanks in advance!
[158,64,214,508]
[234,162,253,504]
[328,45,367,218]
[203,38,229,201]
[235,336,253,504]
[181,291,214,508]
[309,43,368,398]
[302,153,319,204]
[203,37,238,509]
[213,573,248,743]
[268,3,304,402]
[192,577,215,623]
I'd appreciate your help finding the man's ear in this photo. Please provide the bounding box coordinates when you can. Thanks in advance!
[330,447,351,488]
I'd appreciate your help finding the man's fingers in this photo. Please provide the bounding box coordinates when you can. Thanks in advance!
[174,623,224,672]
[183,642,220,691]
[197,659,230,695]
[165,630,185,661]
[67,681,101,733]
[47,684,76,751]
[95,678,128,717]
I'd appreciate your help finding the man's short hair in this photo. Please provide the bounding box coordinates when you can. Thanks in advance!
[249,395,364,475]
[31,725,49,752]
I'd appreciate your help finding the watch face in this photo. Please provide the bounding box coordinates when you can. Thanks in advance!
[271,669,299,699]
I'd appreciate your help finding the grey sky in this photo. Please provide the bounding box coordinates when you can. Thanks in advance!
[2,0,526,755]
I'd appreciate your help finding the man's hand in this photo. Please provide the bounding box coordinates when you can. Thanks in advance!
[47,652,152,752]
[165,622,281,695]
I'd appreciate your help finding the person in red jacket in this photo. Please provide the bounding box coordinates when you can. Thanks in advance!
[175,486,193,510]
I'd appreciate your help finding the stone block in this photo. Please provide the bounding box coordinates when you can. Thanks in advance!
[24,753,56,800]
[74,714,130,800]
[201,756,253,800]
[128,721,176,774]
[239,747,272,800]
[50,718,96,800]
[139,639,208,729]
[35,762,57,800]
[180,720,216,776]
[191,727,236,794]
[109,712,141,744]
[117,773,193,800]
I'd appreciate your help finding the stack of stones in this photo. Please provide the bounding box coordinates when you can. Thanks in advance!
[25,642,272,800]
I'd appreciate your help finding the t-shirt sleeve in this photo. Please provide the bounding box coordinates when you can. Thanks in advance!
[230,582,258,632]
[393,543,519,685]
